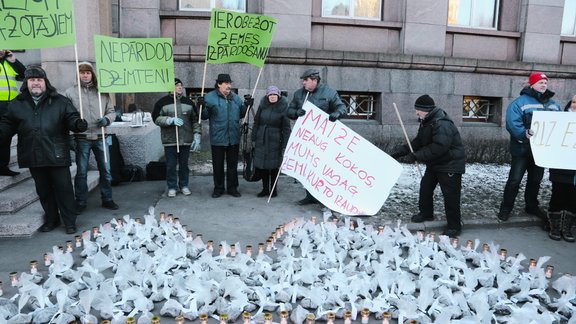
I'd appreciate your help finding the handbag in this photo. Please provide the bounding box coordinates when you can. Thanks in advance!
[243,148,261,182]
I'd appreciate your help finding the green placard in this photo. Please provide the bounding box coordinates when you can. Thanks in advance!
[0,0,76,49]
[94,35,175,93]
[206,9,277,68]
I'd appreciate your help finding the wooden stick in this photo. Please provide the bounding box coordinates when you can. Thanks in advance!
[393,102,423,177]
[242,66,264,125]
[73,44,83,119]
[97,91,108,163]
[173,90,180,153]
[198,61,208,124]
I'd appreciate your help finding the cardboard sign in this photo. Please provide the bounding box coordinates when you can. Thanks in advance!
[206,9,277,67]
[531,111,576,170]
[281,102,403,216]
[0,0,75,49]
[94,35,175,93]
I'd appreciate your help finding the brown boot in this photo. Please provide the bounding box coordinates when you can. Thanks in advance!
[547,212,562,241]
[561,211,575,242]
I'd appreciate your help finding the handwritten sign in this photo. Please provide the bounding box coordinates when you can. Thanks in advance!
[0,0,75,49]
[281,102,403,216]
[206,9,277,67]
[94,35,175,93]
[531,111,576,170]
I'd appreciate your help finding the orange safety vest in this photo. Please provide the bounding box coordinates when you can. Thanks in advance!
[0,60,19,102]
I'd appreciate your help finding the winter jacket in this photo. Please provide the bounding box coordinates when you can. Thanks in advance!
[505,87,561,157]
[549,104,576,186]
[201,89,247,146]
[395,108,466,173]
[286,83,347,119]
[153,94,201,146]
[64,84,115,140]
[0,88,87,168]
[251,95,291,169]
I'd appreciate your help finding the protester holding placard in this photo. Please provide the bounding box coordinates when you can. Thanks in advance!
[0,66,88,234]
[286,68,347,205]
[0,50,26,177]
[251,86,291,197]
[497,72,561,222]
[65,62,119,212]
[545,96,576,242]
[153,78,201,198]
[200,73,251,198]
[390,95,466,238]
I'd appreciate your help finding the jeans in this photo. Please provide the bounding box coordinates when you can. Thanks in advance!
[499,155,544,213]
[164,145,191,190]
[419,169,462,230]
[211,144,239,193]
[75,137,113,204]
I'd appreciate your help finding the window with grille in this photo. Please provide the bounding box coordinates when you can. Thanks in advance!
[462,96,501,124]
[338,92,377,120]
[448,0,499,29]
[562,0,576,35]
[322,0,381,20]
[179,0,245,12]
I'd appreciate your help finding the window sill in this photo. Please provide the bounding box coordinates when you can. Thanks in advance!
[311,17,402,29]
[560,35,576,43]
[446,26,521,39]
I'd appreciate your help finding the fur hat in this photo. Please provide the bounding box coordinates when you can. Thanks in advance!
[529,72,548,86]
[24,65,46,80]
[414,94,436,111]
[266,85,280,96]
[175,78,182,85]
[216,74,232,83]
[78,61,98,88]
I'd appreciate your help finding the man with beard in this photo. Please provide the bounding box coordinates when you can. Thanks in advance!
[0,65,88,234]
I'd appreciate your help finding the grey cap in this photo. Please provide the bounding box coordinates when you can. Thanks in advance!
[300,68,320,79]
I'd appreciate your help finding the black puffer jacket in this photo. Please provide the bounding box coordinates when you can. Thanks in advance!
[251,95,291,169]
[397,108,466,173]
[0,85,87,168]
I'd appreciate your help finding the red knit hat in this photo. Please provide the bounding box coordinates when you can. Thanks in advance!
[529,72,548,86]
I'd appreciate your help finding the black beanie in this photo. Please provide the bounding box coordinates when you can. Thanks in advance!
[414,94,436,111]
[175,78,182,85]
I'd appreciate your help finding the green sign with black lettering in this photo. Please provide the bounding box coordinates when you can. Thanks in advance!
[94,35,175,93]
[0,0,76,49]
[206,9,278,67]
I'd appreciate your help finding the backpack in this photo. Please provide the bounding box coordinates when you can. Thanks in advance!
[122,165,144,182]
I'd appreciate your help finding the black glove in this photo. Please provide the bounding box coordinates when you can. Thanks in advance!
[296,108,306,117]
[329,111,341,122]
[405,153,417,164]
[96,117,110,127]
[76,119,88,132]
[244,94,254,107]
[196,96,205,107]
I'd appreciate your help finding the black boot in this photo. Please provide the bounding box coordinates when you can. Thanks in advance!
[561,211,575,242]
[547,211,562,241]
[257,170,270,197]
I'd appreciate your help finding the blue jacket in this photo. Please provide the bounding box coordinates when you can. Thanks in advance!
[505,87,561,157]
[201,89,247,146]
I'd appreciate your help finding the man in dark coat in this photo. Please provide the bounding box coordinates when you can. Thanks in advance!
[391,94,466,237]
[286,68,347,205]
[0,65,88,234]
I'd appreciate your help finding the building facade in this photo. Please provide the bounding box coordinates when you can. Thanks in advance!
[30,0,576,144]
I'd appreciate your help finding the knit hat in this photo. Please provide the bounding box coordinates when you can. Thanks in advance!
[300,68,320,79]
[216,74,232,83]
[414,94,436,111]
[175,78,182,85]
[266,85,280,96]
[78,61,98,88]
[24,65,46,80]
[529,72,548,86]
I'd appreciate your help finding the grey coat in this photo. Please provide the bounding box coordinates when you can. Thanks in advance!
[251,96,291,169]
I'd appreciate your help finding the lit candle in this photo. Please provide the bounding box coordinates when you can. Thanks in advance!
[175,315,184,324]
[258,243,265,255]
[199,314,208,324]
[361,308,370,324]
[382,311,392,324]
[242,311,251,324]
[428,232,436,241]
[30,260,38,274]
[219,244,225,256]
[230,245,237,257]
[482,243,490,252]
[75,235,82,248]
[196,234,203,242]
[126,317,136,324]
[344,310,352,324]
[66,240,73,253]
[266,239,273,251]
[545,265,554,279]
[167,214,174,223]
[378,225,385,235]
[0,281,3,296]
[9,272,18,287]
[219,313,229,324]
[327,312,335,324]
[92,226,99,239]
[271,232,277,243]
[465,240,473,249]
[44,253,51,266]
[311,216,317,225]
[101,320,111,324]
[245,245,253,257]
[187,231,194,240]
[417,230,425,241]
[529,259,537,269]
[116,218,124,228]
[306,313,315,324]
[135,217,141,224]
[332,218,338,226]
[206,240,214,252]
[451,238,459,248]
[499,248,507,261]
[159,212,166,222]
[264,313,272,324]
[174,217,180,225]
[280,310,289,324]
[151,316,160,324]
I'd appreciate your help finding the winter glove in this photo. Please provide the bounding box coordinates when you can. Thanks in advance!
[404,152,417,164]
[196,96,205,107]
[296,108,306,117]
[244,94,254,107]
[96,117,110,127]
[166,117,184,126]
[328,111,341,122]
[191,133,202,152]
[389,145,407,160]
[76,119,88,132]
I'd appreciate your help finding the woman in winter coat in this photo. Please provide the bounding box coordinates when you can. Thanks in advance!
[251,86,291,197]
[546,95,576,242]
